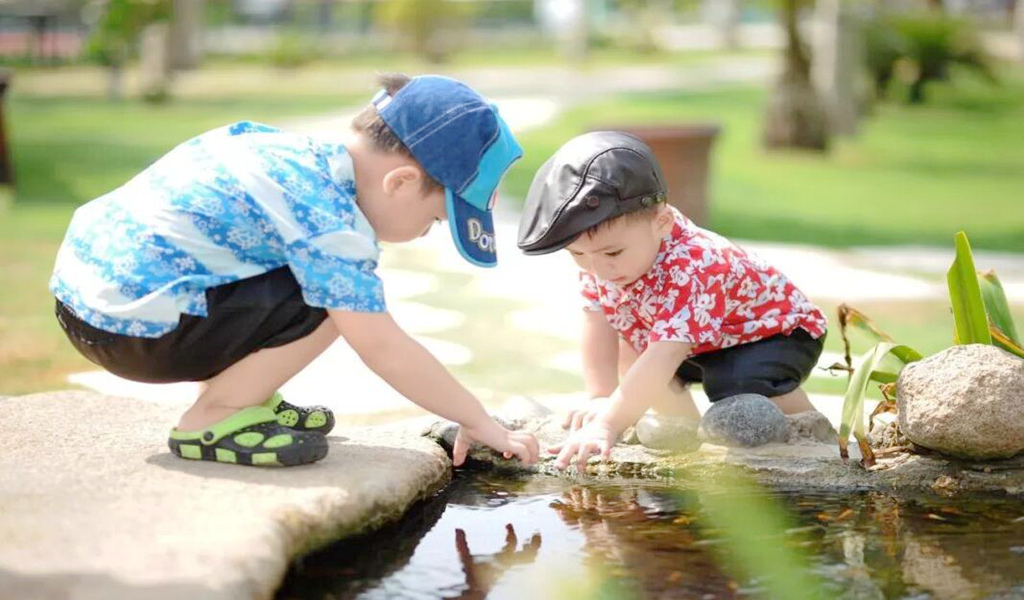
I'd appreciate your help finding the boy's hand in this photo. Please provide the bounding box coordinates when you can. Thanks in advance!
[562,397,611,432]
[452,420,540,467]
[548,419,619,472]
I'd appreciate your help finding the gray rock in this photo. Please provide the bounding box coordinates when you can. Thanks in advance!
[787,410,836,444]
[620,425,641,445]
[698,394,789,448]
[496,395,554,429]
[897,345,1024,460]
[0,391,450,600]
[634,414,701,452]
[423,416,525,468]
[869,419,911,450]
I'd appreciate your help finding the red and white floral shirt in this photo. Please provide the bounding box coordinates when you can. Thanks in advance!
[580,208,827,356]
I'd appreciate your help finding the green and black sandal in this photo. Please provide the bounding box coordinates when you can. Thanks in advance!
[262,392,335,435]
[168,406,328,467]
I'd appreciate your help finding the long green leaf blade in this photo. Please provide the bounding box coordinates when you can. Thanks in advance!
[838,343,923,461]
[979,269,1021,346]
[947,231,991,345]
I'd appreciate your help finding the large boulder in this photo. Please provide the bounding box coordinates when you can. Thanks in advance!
[698,394,789,448]
[897,345,1024,460]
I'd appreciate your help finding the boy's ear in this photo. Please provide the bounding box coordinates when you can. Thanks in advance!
[381,165,422,197]
[654,204,674,235]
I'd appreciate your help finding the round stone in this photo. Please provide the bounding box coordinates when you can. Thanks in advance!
[698,394,789,448]
[634,415,700,452]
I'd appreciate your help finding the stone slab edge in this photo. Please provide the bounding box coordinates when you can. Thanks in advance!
[0,391,452,600]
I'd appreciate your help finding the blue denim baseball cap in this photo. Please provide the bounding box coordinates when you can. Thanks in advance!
[373,75,523,267]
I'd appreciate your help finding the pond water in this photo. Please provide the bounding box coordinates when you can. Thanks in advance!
[277,471,1024,599]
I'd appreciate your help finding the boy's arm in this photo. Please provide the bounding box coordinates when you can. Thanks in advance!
[329,309,539,466]
[551,340,692,470]
[581,309,619,398]
[563,310,619,430]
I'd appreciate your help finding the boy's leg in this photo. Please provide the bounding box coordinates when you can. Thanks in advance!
[696,329,825,415]
[769,387,816,414]
[619,339,700,423]
[177,319,338,431]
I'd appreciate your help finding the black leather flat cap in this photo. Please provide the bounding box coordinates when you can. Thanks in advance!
[517,131,667,255]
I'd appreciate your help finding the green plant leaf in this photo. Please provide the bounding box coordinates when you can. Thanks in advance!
[838,342,923,466]
[979,269,1021,347]
[991,328,1024,359]
[947,231,991,345]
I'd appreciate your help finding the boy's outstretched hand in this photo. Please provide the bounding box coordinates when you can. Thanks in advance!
[452,420,540,467]
[562,397,611,432]
[548,420,618,472]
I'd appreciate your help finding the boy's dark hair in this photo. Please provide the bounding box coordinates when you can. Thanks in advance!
[352,73,444,194]
[581,202,664,239]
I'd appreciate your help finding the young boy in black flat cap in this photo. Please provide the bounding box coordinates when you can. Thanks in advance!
[517,132,828,471]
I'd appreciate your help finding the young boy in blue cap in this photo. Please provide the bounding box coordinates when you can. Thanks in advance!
[51,73,539,468]
[518,132,827,470]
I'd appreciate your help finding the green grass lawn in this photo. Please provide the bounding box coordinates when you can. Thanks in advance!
[8,95,357,205]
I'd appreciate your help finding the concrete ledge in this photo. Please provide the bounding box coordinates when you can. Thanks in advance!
[0,391,450,600]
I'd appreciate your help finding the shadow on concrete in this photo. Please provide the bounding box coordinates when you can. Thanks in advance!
[142,439,449,490]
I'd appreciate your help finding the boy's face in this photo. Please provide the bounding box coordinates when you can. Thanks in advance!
[566,207,673,286]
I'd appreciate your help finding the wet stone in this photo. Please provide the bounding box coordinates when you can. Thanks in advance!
[698,394,789,448]
[634,415,701,453]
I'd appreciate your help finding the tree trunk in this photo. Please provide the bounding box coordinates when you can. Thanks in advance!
[107,62,123,102]
[812,0,862,136]
[762,0,829,151]
[170,0,204,70]
[1016,0,1024,62]
[703,0,743,50]
[565,0,589,62]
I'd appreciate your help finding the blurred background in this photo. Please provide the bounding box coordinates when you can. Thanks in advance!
[0,0,1022,417]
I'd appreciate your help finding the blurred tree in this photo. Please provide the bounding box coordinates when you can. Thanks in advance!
[762,0,829,151]
[865,12,995,104]
[169,0,204,70]
[812,0,863,136]
[702,0,743,49]
[375,0,477,63]
[1015,0,1024,61]
[86,0,170,100]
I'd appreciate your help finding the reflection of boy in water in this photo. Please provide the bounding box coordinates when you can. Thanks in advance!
[551,485,742,598]
[453,524,542,599]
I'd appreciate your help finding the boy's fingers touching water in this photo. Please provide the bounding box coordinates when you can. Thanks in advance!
[550,421,617,471]
[453,422,540,467]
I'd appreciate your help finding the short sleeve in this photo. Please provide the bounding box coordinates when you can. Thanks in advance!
[648,263,725,347]
[579,271,603,312]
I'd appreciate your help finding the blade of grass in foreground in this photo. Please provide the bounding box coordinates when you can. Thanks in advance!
[948,232,992,346]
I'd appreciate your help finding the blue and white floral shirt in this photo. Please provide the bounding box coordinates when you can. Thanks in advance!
[50,121,385,338]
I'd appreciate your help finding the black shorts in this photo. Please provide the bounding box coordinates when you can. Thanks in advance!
[675,328,825,402]
[55,267,328,383]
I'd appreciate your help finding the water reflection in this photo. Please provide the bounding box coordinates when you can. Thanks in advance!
[550,485,738,599]
[277,473,1024,600]
[452,525,542,599]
